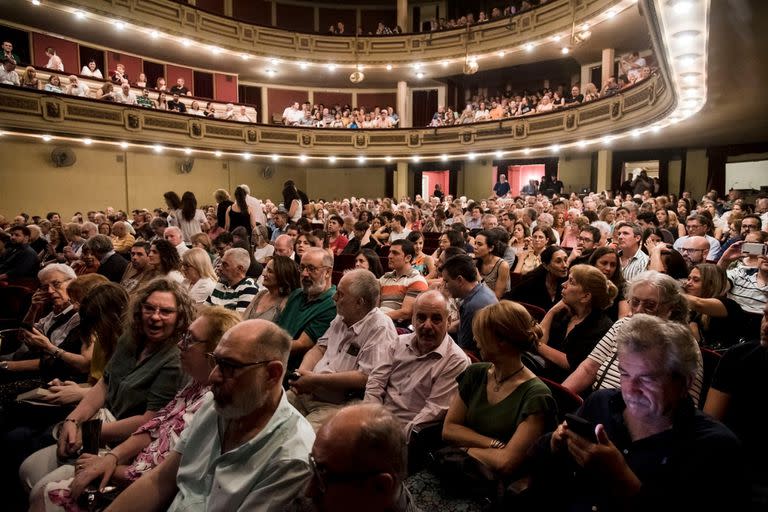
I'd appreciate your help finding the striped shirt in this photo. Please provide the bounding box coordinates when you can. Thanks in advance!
[205,277,258,313]
[620,249,649,282]
[379,268,428,313]
[727,267,768,315]
[587,317,705,406]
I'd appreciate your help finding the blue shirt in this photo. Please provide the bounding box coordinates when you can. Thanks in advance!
[457,283,498,351]
[171,392,315,512]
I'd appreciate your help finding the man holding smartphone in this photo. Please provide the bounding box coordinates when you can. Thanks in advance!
[526,315,746,511]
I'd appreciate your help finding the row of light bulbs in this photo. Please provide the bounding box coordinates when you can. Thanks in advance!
[29,0,636,78]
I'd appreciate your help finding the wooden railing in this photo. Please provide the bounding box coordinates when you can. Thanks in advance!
[0,72,673,157]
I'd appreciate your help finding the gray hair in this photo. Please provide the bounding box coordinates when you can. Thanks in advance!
[616,314,700,386]
[240,319,292,373]
[82,221,97,233]
[38,263,77,281]
[84,234,114,255]
[239,184,251,195]
[627,270,689,323]
[306,247,333,268]
[591,220,611,239]
[224,247,251,272]
[342,269,380,309]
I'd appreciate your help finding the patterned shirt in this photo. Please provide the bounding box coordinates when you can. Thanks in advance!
[620,249,649,282]
[205,277,258,313]
[379,268,428,314]
[727,266,768,314]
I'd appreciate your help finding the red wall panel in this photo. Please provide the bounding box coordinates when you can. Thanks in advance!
[268,88,308,120]
[32,33,78,73]
[276,3,314,33]
[313,92,352,109]
[166,64,195,95]
[106,52,142,83]
[357,92,397,110]
[214,73,239,103]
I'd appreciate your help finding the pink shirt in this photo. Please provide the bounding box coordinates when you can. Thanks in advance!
[365,332,470,437]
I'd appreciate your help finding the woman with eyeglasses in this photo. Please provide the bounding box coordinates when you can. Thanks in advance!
[32,306,241,512]
[181,248,217,304]
[19,279,196,500]
[243,256,300,322]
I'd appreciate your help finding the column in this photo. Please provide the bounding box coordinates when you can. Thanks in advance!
[397,0,408,32]
[396,80,410,128]
[596,149,612,193]
[260,86,269,124]
[223,0,233,17]
[395,162,409,200]
[313,8,320,33]
[271,1,277,27]
[601,48,615,85]
[436,85,446,109]
[580,63,592,89]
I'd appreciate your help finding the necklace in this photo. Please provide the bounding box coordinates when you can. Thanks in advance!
[490,364,525,392]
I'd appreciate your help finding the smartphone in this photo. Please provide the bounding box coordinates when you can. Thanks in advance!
[288,371,301,382]
[741,242,767,256]
[564,413,597,443]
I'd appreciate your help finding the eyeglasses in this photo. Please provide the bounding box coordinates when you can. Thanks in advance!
[685,224,703,230]
[577,236,594,243]
[680,247,705,253]
[41,279,71,291]
[742,224,760,231]
[205,353,273,378]
[299,264,330,274]
[629,297,659,313]
[178,331,204,351]
[141,303,178,318]
[308,454,382,494]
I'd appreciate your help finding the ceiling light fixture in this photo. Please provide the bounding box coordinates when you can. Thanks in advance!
[74,10,85,19]
[214,150,222,157]
[114,21,125,30]
[184,148,192,155]
[329,156,337,163]
[271,154,280,161]
[386,64,393,71]
[120,141,129,149]
[83,138,93,145]
[153,144,164,153]
[42,135,52,142]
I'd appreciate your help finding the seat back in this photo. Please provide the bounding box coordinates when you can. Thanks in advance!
[699,347,723,409]
[539,376,584,422]
[517,301,547,322]
[0,285,34,323]
[333,253,356,272]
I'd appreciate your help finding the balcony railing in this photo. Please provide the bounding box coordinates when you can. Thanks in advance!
[0,72,672,157]
[49,0,619,65]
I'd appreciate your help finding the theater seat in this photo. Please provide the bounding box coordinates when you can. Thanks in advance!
[539,376,584,422]
[699,348,722,410]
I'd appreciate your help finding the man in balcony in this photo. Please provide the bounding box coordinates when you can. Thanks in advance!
[1,41,19,65]
[167,93,187,113]
[115,82,137,105]
[0,57,19,86]
[282,101,303,126]
[136,88,155,108]
[64,75,89,97]
[169,77,192,96]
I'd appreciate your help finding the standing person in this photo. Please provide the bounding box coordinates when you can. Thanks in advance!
[44,47,63,71]
[493,175,510,198]
[213,189,233,230]
[163,192,182,226]
[283,182,303,224]
[224,186,256,240]
[176,192,208,243]
[238,184,267,227]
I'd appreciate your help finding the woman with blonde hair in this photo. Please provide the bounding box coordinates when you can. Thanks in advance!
[536,265,617,382]
[410,301,556,506]
[180,248,217,303]
[252,224,274,264]
[21,66,41,89]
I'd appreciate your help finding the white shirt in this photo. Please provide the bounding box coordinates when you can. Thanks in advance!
[46,55,64,71]
[115,89,138,105]
[0,67,19,86]
[246,195,267,226]
[80,67,103,79]
[67,82,90,97]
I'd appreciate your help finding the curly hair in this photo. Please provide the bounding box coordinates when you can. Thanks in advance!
[128,278,195,346]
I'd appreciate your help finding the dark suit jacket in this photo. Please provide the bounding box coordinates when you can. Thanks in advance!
[98,253,129,283]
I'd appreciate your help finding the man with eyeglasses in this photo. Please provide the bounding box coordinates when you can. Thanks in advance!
[720,214,763,254]
[679,235,710,270]
[563,270,705,406]
[673,214,720,261]
[288,270,398,431]
[567,225,602,267]
[0,225,40,282]
[204,248,258,313]
[278,248,337,373]
[298,403,418,512]
[107,319,315,512]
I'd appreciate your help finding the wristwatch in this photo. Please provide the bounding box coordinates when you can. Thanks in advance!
[0,361,9,370]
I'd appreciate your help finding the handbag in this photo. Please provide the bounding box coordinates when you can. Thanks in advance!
[429,446,502,502]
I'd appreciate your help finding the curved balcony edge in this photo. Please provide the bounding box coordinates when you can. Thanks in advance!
[0,73,674,158]
[48,0,620,64]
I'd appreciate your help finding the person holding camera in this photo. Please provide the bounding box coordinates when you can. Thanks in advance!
[717,239,768,336]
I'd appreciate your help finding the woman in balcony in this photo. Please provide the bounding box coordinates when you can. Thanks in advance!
[583,82,599,102]
[21,66,40,90]
[44,75,62,94]
[188,101,205,116]
[134,73,147,88]
[473,102,490,122]
[156,92,168,110]
[79,59,102,79]
[459,104,475,124]
[536,95,554,113]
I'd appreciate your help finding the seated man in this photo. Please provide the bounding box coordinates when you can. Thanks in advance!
[106,320,316,511]
[303,403,418,512]
[273,233,295,259]
[527,314,746,511]
[120,242,157,293]
[169,77,191,96]
[205,248,258,313]
[163,226,188,257]
[64,76,89,97]
[0,57,20,86]
[166,93,187,113]
[115,82,137,105]
[0,224,40,282]
[289,270,398,430]
[718,239,768,334]
[278,248,337,372]
[365,290,470,437]
[86,234,128,284]
[380,239,428,327]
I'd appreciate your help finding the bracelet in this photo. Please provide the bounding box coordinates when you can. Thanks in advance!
[52,348,63,359]
[103,452,119,464]
[490,439,505,449]
[63,418,79,427]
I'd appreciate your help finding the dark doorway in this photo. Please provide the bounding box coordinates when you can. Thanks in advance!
[78,45,105,77]
[412,89,438,127]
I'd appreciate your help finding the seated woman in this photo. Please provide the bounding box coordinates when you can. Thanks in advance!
[32,307,241,512]
[96,82,117,102]
[21,66,40,90]
[180,248,217,303]
[536,265,617,382]
[243,255,300,321]
[408,301,557,509]
[44,75,62,93]
[587,247,628,320]
[684,263,746,349]
[475,229,510,299]
[252,225,274,264]
[354,248,385,278]
[71,246,100,276]
[19,279,194,499]
[513,226,557,274]
[407,231,436,278]
[80,59,103,79]
[148,239,184,283]
[506,245,568,312]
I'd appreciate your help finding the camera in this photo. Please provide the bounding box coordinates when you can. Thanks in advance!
[741,242,767,256]
[288,371,301,381]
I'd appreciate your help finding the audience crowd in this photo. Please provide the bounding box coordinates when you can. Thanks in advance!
[1,174,767,512]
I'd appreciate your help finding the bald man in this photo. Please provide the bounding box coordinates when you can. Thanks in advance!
[304,404,417,512]
[364,290,470,438]
[680,235,710,269]
[107,320,315,512]
[274,233,295,259]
